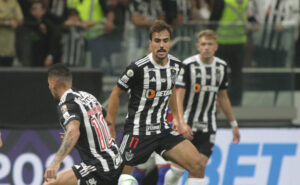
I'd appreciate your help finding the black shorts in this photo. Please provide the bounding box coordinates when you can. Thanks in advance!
[119,129,185,166]
[191,131,216,157]
[72,160,123,185]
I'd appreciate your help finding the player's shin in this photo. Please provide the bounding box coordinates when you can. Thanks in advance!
[163,166,184,185]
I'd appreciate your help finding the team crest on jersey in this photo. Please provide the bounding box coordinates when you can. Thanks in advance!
[125,150,134,161]
[86,178,97,185]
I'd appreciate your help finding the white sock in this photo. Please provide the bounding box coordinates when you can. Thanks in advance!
[186,178,206,185]
[164,166,185,185]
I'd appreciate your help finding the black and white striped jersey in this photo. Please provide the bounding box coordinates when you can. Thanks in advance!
[57,89,122,172]
[176,55,228,133]
[117,53,181,136]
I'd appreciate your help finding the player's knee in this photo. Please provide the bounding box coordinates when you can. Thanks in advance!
[164,166,184,185]
[188,158,205,177]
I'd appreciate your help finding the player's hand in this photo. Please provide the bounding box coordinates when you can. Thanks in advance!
[175,121,194,140]
[44,163,60,182]
[232,127,240,144]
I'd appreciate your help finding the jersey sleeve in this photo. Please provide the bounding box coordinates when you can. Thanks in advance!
[175,62,189,88]
[58,101,81,127]
[219,65,229,90]
[117,63,138,91]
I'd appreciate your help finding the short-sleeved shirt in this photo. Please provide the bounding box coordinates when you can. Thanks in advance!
[176,55,228,133]
[57,89,122,172]
[117,53,181,136]
[0,0,23,56]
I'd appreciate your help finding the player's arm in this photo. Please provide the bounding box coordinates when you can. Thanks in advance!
[106,85,126,139]
[218,89,240,144]
[170,87,193,140]
[44,120,80,181]
[0,130,2,148]
[176,87,186,120]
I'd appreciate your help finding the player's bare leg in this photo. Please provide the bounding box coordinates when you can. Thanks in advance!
[122,165,134,174]
[163,140,206,185]
[43,168,77,185]
[165,153,209,185]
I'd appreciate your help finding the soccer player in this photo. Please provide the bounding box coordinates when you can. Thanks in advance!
[44,64,123,185]
[106,20,207,185]
[164,29,241,185]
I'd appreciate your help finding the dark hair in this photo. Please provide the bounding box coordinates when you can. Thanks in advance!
[48,63,72,85]
[197,29,217,40]
[66,8,79,17]
[149,20,172,40]
[30,0,45,9]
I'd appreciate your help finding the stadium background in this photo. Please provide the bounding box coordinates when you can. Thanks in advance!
[1,1,300,184]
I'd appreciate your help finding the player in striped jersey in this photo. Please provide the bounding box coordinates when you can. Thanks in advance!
[44,64,123,185]
[107,20,207,185]
[165,30,240,185]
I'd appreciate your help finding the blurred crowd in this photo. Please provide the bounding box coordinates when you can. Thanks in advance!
[0,0,299,73]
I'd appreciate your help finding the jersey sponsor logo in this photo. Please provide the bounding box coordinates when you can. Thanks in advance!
[125,150,134,161]
[86,178,97,185]
[195,83,201,93]
[145,89,172,98]
[146,89,156,98]
[146,123,161,131]
[201,85,218,92]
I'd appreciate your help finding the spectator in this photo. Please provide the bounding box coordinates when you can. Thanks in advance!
[209,0,249,106]
[45,0,68,25]
[0,0,23,67]
[61,8,86,67]
[17,0,60,67]
[248,0,300,67]
[67,0,115,72]
[128,0,165,61]
[100,0,129,75]
[161,0,178,25]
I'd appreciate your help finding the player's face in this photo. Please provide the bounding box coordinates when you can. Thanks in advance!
[150,30,172,64]
[48,77,59,100]
[197,37,218,59]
